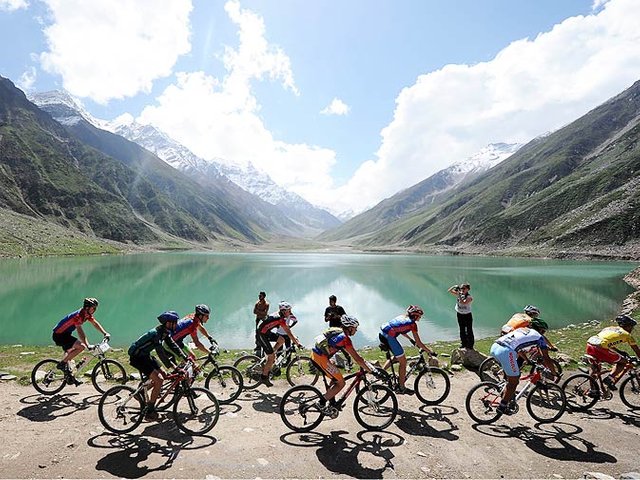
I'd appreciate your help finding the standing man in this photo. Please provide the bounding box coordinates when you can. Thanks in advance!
[324,295,346,328]
[253,291,269,356]
[447,283,474,349]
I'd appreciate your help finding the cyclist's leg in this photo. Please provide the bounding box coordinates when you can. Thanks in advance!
[491,343,520,409]
[311,352,344,403]
[587,344,622,386]
[385,334,409,390]
[130,355,161,405]
[55,332,83,364]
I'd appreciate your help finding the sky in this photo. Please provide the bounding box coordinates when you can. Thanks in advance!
[2,0,640,217]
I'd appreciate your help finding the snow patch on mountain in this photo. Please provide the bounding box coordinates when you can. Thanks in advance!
[448,142,522,175]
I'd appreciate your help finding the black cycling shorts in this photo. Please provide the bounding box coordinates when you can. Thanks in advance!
[52,332,78,351]
[129,355,160,377]
[256,332,275,355]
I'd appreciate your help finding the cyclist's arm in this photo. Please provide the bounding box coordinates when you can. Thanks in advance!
[190,332,209,354]
[281,323,302,348]
[408,331,431,354]
[344,345,372,373]
[76,324,90,348]
[539,348,558,376]
[87,317,109,337]
[542,333,557,351]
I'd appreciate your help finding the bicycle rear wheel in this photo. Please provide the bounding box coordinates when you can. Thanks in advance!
[286,356,320,387]
[234,354,263,390]
[205,366,244,404]
[173,387,220,435]
[98,385,144,434]
[562,373,598,411]
[526,382,566,423]
[478,357,503,384]
[279,385,325,432]
[353,384,397,431]
[31,359,67,395]
[619,375,640,409]
[92,359,127,394]
[465,381,503,424]
[414,367,451,405]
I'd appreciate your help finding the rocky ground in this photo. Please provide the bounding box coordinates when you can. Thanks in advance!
[1,370,639,479]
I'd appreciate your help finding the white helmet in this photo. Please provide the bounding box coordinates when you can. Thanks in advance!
[340,314,359,328]
[523,305,540,317]
[278,301,292,311]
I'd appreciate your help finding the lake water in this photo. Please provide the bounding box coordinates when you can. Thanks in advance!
[0,252,635,349]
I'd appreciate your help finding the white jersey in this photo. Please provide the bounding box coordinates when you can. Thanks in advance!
[275,314,298,335]
[495,327,547,352]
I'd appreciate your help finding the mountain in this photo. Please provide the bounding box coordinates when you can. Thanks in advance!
[319,142,521,242]
[111,120,341,236]
[321,79,640,256]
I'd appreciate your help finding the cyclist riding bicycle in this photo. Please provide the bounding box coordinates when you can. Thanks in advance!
[128,311,188,420]
[164,304,215,360]
[311,314,378,414]
[52,297,111,386]
[379,305,433,395]
[490,318,557,414]
[271,303,299,357]
[586,314,640,390]
[501,305,558,351]
[256,301,302,387]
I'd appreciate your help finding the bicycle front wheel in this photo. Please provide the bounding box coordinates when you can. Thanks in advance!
[414,367,451,405]
[173,387,220,436]
[465,381,503,424]
[478,357,503,384]
[619,375,640,409]
[98,385,144,434]
[562,373,598,411]
[234,354,262,390]
[92,359,128,393]
[353,384,397,431]
[279,385,325,432]
[286,356,320,387]
[31,359,67,395]
[204,366,244,404]
[526,382,566,423]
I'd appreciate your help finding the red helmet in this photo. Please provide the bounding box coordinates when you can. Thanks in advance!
[406,305,424,318]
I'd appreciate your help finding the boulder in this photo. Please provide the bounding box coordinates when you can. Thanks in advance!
[450,348,488,371]
[583,472,615,480]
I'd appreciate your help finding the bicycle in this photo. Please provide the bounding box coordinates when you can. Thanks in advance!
[193,342,244,404]
[561,353,640,411]
[466,363,567,424]
[234,344,319,389]
[31,339,127,395]
[98,358,220,436]
[279,367,398,432]
[478,348,563,384]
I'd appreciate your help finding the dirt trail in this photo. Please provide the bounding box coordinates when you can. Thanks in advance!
[0,371,638,479]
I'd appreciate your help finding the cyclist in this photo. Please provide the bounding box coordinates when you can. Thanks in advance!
[489,318,557,414]
[272,302,299,355]
[256,301,303,387]
[586,314,640,390]
[128,311,188,420]
[501,305,558,351]
[52,297,110,386]
[311,314,377,414]
[379,305,433,395]
[165,304,215,360]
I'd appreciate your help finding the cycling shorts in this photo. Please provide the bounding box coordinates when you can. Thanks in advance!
[490,343,520,377]
[586,343,622,364]
[129,355,160,377]
[52,332,78,351]
[311,351,343,383]
[379,332,405,358]
[256,331,276,355]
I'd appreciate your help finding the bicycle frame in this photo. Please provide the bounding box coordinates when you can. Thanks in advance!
[69,340,111,376]
[582,354,637,398]
[321,369,369,410]
[139,360,199,409]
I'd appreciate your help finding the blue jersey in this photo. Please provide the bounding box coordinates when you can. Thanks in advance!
[380,315,417,338]
[495,328,548,352]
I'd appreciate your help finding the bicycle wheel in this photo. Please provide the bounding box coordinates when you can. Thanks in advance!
[98,385,144,434]
[279,385,325,432]
[526,382,566,423]
[465,381,503,424]
[31,359,67,395]
[414,367,451,405]
[528,358,563,383]
[234,354,263,390]
[173,387,220,436]
[286,356,320,387]
[562,373,598,411]
[353,384,398,431]
[204,366,244,404]
[91,359,128,394]
[478,357,503,384]
[619,375,640,409]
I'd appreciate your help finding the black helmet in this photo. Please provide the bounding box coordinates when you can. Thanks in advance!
[157,311,179,324]
[195,304,210,315]
[83,297,99,309]
[616,314,637,328]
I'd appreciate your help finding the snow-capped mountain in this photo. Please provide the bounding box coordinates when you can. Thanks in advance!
[28,91,111,130]
[448,142,522,176]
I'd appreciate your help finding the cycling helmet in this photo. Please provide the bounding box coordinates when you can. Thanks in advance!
[195,304,210,315]
[616,314,637,328]
[406,305,424,318]
[523,305,540,317]
[157,311,180,324]
[340,314,359,329]
[529,318,549,332]
[83,297,99,308]
[278,301,292,311]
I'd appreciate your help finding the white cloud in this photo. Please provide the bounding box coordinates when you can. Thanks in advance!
[592,0,610,11]
[0,0,28,11]
[325,0,640,216]
[38,0,193,104]
[17,66,36,91]
[320,98,350,116]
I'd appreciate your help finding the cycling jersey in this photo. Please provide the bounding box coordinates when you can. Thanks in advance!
[128,326,184,367]
[257,314,286,335]
[505,313,532,331]
[587,326,638,350]
[52,309,93,335]
[274,314,298,336]
[494,327,548,352]
[171,315,199,342]
[312,327,353,357]
[380,315,417,338]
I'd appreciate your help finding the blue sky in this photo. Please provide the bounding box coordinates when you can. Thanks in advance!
[2,0,640,216]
